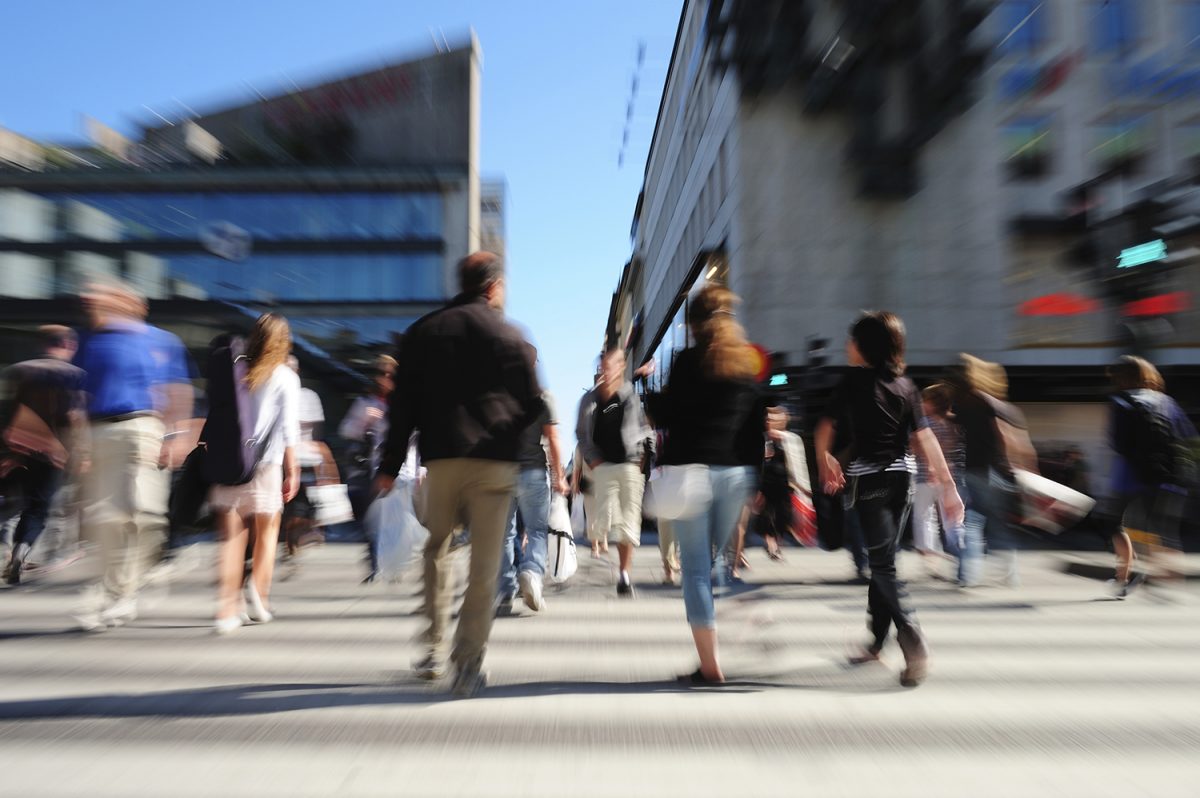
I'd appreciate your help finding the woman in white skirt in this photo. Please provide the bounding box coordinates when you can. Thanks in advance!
[211,314,300,633]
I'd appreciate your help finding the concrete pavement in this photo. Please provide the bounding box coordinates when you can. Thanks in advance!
[0,542,1198,797]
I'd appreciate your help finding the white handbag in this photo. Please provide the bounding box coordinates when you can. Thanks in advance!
[306,483,356,527]
[643,465,711,521]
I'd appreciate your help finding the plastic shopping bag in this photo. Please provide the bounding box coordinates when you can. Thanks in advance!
[366,483,428,582]
[546,494,578,584]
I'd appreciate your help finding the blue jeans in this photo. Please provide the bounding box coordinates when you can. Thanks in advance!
[497,467,551,598]
[962,469,1016,585]
[674,466,754,628]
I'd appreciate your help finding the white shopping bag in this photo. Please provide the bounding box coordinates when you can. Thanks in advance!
[1013,469,1096,535]
[546,494,578,584]
[366,483,428,581]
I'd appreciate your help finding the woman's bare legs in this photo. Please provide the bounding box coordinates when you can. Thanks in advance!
[216,510,248,621]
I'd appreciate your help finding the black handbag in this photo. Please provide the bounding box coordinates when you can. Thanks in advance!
[169,445,212,532]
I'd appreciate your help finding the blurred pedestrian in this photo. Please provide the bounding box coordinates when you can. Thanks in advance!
[281,355,336,570]
[1,325,85,585]
[950,355,1038,588]
[575,346,653,597]
[209,314,300,633]
[911,384,967,580]
[341,355,396,515]
[74,281,192,630]
[815,311,962,687]
[341,354,396,581]
[374,252,543,697]
[496,372,567,615]
[1105,356,1195,598]
[755,407,811,561]
[653,285,761,683]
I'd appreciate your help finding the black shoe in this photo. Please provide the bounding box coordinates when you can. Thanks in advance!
[854,567,871,584]
[1116,572,1147,599]
[4,558,21,586]
[897,626,930,688]
[616,578,634,598]
[495,597,514,617]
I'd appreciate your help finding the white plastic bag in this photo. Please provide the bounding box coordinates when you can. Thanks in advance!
[366,483,427,582]
[546,493,578,584]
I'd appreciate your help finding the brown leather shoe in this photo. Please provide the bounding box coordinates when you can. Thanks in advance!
[897,626,930,687]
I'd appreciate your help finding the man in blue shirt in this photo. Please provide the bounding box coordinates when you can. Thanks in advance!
[74,280,192,630]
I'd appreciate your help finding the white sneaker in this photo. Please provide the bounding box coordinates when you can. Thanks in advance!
[214,615,243,635]
[100,598,138,628]
[518,571,546,612]
[245,583,274,623]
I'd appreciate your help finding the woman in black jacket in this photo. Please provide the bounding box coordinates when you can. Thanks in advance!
[814,312,962,687]
[657,285,763,684]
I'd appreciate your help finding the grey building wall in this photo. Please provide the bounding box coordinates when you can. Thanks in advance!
[732,87,1009,366]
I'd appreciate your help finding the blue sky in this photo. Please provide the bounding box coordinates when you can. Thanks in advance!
[1,0,682,456]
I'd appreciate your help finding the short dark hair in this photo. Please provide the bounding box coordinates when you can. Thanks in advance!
[458,251,504,296]
[850,311,906,377]
[40,324,77,351]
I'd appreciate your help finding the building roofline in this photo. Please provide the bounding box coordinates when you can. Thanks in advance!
[137,43,479,135]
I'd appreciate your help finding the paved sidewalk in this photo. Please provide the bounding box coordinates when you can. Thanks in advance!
[0,543,1198,797]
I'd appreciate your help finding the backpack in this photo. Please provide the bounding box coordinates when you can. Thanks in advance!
[201,337,276,486]
[1114,391,1196,488]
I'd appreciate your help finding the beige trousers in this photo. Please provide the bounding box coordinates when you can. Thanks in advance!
[592,462,645,546]
[83,416,169,601]
[417,458,518,668]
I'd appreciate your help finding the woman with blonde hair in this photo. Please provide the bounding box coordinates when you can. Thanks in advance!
[210,313,301,633]
[949,354,1038,588]
[654,284,764,683]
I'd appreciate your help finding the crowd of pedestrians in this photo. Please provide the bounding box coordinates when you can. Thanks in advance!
[0,255,1195,698]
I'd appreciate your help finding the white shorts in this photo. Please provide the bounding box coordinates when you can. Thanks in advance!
[209,463,283,517]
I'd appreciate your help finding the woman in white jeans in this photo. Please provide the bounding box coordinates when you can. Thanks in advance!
[210,313,300,633]
[653,285,762,684]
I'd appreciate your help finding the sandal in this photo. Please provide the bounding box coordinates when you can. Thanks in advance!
[678,668,725,685]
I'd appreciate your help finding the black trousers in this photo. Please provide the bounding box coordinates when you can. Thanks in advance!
[847,471,918,649]
[12,459,64,553]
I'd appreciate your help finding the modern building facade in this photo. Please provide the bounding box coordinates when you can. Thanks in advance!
[0,39,484,374]
[610,0,1200,489]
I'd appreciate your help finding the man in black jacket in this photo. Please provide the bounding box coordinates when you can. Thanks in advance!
[374,251,543,697]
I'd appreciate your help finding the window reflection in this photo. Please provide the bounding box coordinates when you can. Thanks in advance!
[161,253,443,302]
[43,192,442,241]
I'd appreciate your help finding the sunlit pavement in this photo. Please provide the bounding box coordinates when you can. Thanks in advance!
[0,541,1197,797]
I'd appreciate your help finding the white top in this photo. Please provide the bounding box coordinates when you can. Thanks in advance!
[298,387,325,439]
[250,364,301,466]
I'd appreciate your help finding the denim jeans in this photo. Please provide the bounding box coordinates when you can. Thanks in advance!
[962,468,1018,584]
[847,471,919,649]
[674,466,754,628]
[843,492,869,572]
[11,460,64,553]
[497,467,551,598]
